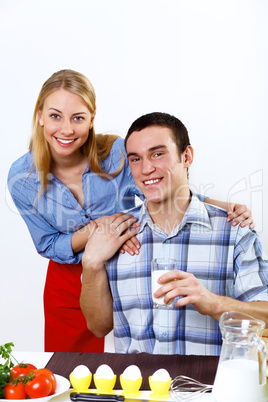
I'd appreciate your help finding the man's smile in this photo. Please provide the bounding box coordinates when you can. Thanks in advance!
[143,178,163,185]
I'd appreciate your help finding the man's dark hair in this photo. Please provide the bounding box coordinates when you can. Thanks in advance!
[125,112,190,157]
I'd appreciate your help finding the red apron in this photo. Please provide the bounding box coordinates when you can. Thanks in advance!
[44,260,104,352]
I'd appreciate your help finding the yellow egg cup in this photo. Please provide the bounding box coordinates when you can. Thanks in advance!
[93,374,117,394]
[69,372,92,392]
[120,375,143,397]
[148,376,172,399]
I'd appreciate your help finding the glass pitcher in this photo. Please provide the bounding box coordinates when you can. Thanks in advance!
[212,311,268,402]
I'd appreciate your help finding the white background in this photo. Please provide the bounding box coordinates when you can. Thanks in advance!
[0,0,267,351]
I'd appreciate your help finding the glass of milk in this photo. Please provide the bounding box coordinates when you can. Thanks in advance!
[151,258,178,309]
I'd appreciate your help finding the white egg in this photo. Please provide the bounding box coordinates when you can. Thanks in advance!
[151,369,170,382]
[122,365,141,380]
[72,365,91,379]
[95,364,114,379]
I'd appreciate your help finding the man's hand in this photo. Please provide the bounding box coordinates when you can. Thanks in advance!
[154,270,220,319]
[153,270,268,325]
[82,212,140,267]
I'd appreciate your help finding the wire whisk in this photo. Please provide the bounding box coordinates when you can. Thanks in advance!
[171,375,213,401]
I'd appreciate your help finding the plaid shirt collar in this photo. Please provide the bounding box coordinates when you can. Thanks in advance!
[137,192,212,236]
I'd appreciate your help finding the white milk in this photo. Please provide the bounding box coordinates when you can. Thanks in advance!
[212,359,268,402]
[151,270,173,308]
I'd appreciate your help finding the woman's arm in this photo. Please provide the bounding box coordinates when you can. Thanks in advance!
[72,214,140,255]
[71,223,93,254]
[204,198,255,229]
[8,163,83,263]
[10,192,82,263]
[10,191,139,262]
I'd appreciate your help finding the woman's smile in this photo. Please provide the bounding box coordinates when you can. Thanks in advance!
[54,137,78,146]
[38,88,94,160]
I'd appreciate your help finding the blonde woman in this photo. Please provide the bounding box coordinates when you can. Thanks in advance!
[8,69,254,352]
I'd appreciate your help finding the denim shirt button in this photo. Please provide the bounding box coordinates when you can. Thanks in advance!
[85,214,89,219]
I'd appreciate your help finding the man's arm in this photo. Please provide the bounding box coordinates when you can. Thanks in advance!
[154,271,268,326]
[205,297,268,324]
[80,256,113,338]
[154,227,268,326]
[80,213,139,338]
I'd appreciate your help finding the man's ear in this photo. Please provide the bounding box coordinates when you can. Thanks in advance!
[183,145,194,167]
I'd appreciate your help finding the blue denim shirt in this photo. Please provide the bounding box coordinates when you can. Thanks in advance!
[8,137,144,264]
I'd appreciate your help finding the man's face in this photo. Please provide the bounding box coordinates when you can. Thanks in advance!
[126,125,192,206]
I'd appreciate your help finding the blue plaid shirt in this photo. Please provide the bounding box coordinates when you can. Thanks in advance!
[106,194,268,355]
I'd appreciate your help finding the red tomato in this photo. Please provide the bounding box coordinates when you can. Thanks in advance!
[4,383,27,400]
[10,363,37,379]
[34,368,57,395]
[25,374,52,399]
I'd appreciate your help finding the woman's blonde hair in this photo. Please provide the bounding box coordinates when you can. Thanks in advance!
[29,69,124,194]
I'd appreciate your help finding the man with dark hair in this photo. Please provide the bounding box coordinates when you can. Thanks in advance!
[80,112,268,355]
[125,112,191,156]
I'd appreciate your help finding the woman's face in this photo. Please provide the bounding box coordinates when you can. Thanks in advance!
[38,88,95,161]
